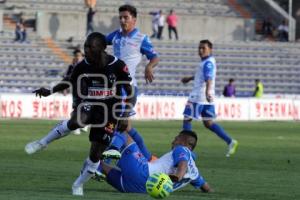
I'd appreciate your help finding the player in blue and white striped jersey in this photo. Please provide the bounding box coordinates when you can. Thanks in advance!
[181,40,238,157]
[99,130,212,194]
[103,5,159,161]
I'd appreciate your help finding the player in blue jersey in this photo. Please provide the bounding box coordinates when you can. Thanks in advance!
[103,5,159,161]
[181,40,238,157]
[99,129,212,193]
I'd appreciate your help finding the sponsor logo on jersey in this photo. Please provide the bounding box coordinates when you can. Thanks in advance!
[88,88,114,99]
[108,74,116,83]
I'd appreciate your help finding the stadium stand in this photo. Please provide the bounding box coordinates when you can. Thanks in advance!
[0,0,299,96]
[0,29,66,93]
[4,0,238,17]
[1,27,299,96]
[137,41,300,96]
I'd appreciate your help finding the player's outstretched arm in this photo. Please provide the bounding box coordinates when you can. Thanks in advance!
[181,76,194,84]
[190,176,214,193]
[200,182,213,193]
[32,80,70,98]
[51,81,70,93]
[33,87,51,98]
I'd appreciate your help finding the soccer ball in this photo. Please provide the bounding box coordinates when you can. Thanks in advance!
[146,173,173,199]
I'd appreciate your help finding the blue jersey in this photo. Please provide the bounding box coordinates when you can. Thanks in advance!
[106,28,158,86]
[188,56,216,104]
[148,145,206,191]
[106,143,206,193]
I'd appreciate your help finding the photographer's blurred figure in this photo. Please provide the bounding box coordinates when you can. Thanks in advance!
[64,49,84,80]
[253,79,264,98]
[223,78,236,97]
[86,6,96,36]
[15,21,26,43]
[277,20,288,42]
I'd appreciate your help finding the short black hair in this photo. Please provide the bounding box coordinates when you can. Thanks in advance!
[84,32,107,69]
[85,32,107,50]
[229,78,234,83]
[200,39,213,49]
[179,130,198,150]
[119,4,137,18]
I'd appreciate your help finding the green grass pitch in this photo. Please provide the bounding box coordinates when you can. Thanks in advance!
[0,119,299,200]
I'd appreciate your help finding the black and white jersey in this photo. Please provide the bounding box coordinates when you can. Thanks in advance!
[69,55,132,107]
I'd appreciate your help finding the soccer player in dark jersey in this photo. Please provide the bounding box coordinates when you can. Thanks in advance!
[63,48,87,135]
[24,32,133,195]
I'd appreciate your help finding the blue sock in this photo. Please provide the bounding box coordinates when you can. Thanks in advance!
[183,120,192,131]
[209,123,232,145]
[109,132,127,151]
[128,128,152,161]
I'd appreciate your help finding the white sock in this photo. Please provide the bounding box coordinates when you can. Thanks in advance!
[39,120,70,145]
[73,158,100,187]
[82,125,89,132]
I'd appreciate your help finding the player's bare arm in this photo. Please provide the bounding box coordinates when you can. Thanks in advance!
[145,57,159,83]
[205,79,213,102]
[200,182,213,193]
[169,160,188,182]
[181,76,194,84]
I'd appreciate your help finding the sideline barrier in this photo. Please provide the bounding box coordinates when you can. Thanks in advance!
[0,93,299,120]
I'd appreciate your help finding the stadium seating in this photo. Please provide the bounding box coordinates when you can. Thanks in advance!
[4,0,237,17]
[136,41,300,96]
[1,28,300,96]
[0,31,66,93]
[1,1,299,96]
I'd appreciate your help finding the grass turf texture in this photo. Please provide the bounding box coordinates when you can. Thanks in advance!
[0,119,299,200]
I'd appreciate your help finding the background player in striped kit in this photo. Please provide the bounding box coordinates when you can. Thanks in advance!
[103,4,159,161]
[181,40,238,157]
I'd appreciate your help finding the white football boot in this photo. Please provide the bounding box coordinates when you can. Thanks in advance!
[72,184,83,196]
[25,140,46,154]
[102,149,121,159]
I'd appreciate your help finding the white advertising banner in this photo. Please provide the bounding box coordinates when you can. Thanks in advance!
[215,98,250,120]
[249,99,300,120]
[0,93,299,120]
[133,96,186,120]
[0,93,72,119]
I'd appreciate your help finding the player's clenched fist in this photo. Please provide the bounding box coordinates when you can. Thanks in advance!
[33,87,51,98]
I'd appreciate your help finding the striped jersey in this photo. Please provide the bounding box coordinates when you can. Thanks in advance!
[106,28,158,86]
[188,56,216,104]
[148,145,205,191]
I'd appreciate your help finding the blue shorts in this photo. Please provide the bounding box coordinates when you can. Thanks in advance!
[106,143,149,193]
[183,102,216,120]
